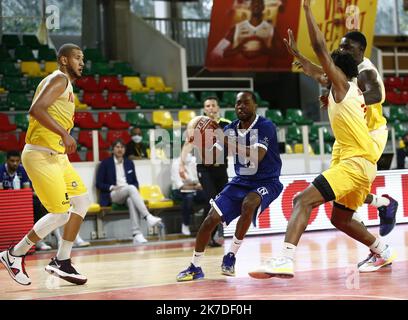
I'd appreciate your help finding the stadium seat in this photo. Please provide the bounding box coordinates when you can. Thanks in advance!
[145,76,173,93]
[7,93,32,110]
[394,123,408,139]
[113,62,138,76]
[83,48,107,63]
[99,76,128,92]
[14,114,29,131]
[98,112,130,129]
[123,76,149,93]
[285,108,313,125]
[139,185,174,209]
[155,92,182,109]
[1,34,21,49]
[254,91,270,108]
[200,91,218,103]
[178,110,196,125]
[26,77,43,91]
[0,113,17,132]
[22,35,41,50]
[178,92,201,108]
[125,112,154,129]
[86,149,111,161]
[286,125,302,144]
[386,90,404,105]
[0,151,6,163]
[388,106,408,122]
[75,76,102,92]
[3,77,28,92]
[38,46,57,61]
[20,61,47,77]
[17,131,26,150]
[309,125,334,142]
[384,76,403,90]
[401,91,408,104]
[313,142,333,154]
[44,61,58,74]
[0,133,19,151]
[107,92,137,109]
[82,92,112,109]
[68,152,82,162]
[131,93,157,109]
[402,77,408,91]
[78,130,110,149]
[15,45,35,61]
[293,143,314,154]
[106,130,132,144]
[0,45,13,61]
[0,62,22,76]
[265,109,289,126]
[152,110,173,128]
[74,112,103,129]
[221,91,237,108]
[224,110,237,122]
[90,62,113,76]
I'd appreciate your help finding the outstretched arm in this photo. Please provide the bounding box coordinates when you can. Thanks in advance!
[303,0,349,102]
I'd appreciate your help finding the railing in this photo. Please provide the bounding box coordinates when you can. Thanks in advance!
[143,17,210,66]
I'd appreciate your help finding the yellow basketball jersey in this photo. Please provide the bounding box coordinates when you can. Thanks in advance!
[26,70,75,153]
[328,82,376,164]
[358,58,387,131]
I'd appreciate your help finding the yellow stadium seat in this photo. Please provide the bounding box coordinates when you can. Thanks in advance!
[74,95,88,110]
[178,110,196,125]
[44,61,58,74]
[145,76,173,93]
[399,139,405,149]
[0,87,5,94]
[285,144,293,154]
[152,110,173,128]
[87,203,101,213]
[293,143,314,155]
[20,61,47,77]
[139,185,174,209]
[123,76,149,93]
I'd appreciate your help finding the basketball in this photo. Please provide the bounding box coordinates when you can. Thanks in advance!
[186,115,219,145]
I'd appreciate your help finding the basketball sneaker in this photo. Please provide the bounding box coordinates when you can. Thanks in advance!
[221,252,236,276]
[358,245,397,273]
[378,195,398,236]
[0,249,31,285]
[176,263,204,282]
[357,250,375,268]
[249,257,294,279]
[45,257,87,285]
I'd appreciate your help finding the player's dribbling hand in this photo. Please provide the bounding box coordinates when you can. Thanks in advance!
[62,133,77,154]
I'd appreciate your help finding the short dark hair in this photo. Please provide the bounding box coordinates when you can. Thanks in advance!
[331,50,359,79]
[111,139,125,148]
[240,91,257,103]
[6,150,20,159]
[344,31,367,51]
[203,96,219,103]
[57,43,81,63]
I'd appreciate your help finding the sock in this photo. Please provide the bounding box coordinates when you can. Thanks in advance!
[57,239,74,261]
[369,238,387,254]
[281,242,297,260]
[12,236,35,256]
[370,195,390,208]
[191,251,204,267]
[228,236,243,255]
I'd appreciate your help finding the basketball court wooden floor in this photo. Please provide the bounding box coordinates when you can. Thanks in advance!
[1,224,407,300]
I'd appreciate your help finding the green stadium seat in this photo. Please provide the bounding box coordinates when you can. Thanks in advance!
[221,91,237,108]
[90,62,113,75]
[313,142,333,154]
[265,109,289,126]
[14,45,35,61]
[14,113,29,130]
[394,123,408,139]
[7,93,32,111]
[286,125,302,144]
[3,77,29,92]
[224,110,237,122]
[113,61,138,76]
[38,46,57,61]
[389,106,408,123]
[2,34,21,49]
[22,35,41,49]
[126,112,154,129]
[178,92,201,108]
[200,91,218,102]
[26,77,43,91]
[0,151,6,163]
[285,108,313,125]
[0,62,22,76]
[309,125,334,142]
[155,93,182,109]
[131,93,157,109]
[0,45,13,61]
[83,48,107,63]
[254,91,270,108]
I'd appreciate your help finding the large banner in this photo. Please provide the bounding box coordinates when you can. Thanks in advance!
[205,0,378,72]
[225,169,408,237]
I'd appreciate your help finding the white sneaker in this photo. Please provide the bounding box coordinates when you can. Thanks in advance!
[0,249,31,285]
[74,236,90,248]
[358,245,397,273]
[181,224,191,236]
[133,233,148,244]
[35,240,52,251]
[146,214,162,227]
[249,257,294,279]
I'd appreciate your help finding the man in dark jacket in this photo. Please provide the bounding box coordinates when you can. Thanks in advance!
[96,140,162,244]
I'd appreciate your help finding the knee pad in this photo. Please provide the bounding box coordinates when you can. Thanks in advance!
[70,193,91,219]
[33,212,70,239]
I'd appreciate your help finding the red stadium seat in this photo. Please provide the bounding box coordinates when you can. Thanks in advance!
[107,92,137,109]
[18,131,26,150]
[386,90,404,105]
[0,133,19,151]
[402,77,408,91]
[68,152,82,162]
[107,130,131,144]
[99,76,127,92]
[0,113,17,132]
[74,112,103,129]
[78,130,110,149]
[86,149,111,161]
[98,112,130,129]
[401,91,408,104]
[82,92,112,109]
[384,76,403,91]
[75,76,102,92]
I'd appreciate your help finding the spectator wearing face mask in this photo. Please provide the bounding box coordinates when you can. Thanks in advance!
[397,132,408,169]
[125,127,148,160]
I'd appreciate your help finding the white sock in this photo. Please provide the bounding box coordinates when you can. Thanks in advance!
[191,251,204,267]
[12,236,35,256]
[57,239,74,261]
[369,238,387,254]
[228,236,243,255]
[370,195,390,208]
[281,242,297,260]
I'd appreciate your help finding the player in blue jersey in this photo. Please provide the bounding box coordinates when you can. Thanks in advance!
[176,91,283,281]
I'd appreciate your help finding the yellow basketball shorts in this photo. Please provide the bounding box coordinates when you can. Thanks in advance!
[21,148,87,213]
[322,157,377,211]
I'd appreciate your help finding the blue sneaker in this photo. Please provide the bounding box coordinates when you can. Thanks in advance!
[378,195,398,237]
[176,263,204,282]
[221,252,236,276]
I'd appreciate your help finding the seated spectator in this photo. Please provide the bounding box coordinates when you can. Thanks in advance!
[125,127,148,160]
[96,139,162,244]
[171,153,205,236]
[0,150,89,250]
[397,132,408,169]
